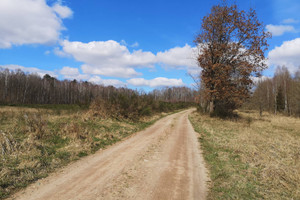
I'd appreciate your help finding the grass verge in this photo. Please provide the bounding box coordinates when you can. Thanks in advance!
[189,110,300,200]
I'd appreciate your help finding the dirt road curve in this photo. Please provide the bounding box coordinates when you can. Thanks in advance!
[10,109,208,200]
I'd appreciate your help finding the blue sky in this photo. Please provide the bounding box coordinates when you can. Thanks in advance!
[0,0,300,91]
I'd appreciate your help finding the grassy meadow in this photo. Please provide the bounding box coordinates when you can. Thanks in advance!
[0,104,170,199]
[190,110,300,200]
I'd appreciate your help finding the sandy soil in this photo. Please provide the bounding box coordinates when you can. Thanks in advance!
[9,109,208,200]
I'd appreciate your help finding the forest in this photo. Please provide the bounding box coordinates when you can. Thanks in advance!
[2,66,300,118]
[0,68,195,105]
[0,67,196,120]
[250,66,300,116]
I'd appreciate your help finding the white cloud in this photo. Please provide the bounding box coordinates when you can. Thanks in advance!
[0,0,72,48]
[58,40,201,78]
[268,38,300,73]
[56,40,201,81]
[131,42,139,48]
[81,65,141,78]
[282,18,299,24]
[127,77,184,87]
[157,44,197,68]
[120,40,139,48]
[53,47,70,57]
[187,66,202,76]
[60,66,79,75]
[156,44,200,75]
[52,3,73,19]
[60,40,156,78]
[59,67,125,86]
[251,76,270,85]
[89,76,126,87]
[59,66,90,80]
[0,64,57,77]
[266,24,296,36]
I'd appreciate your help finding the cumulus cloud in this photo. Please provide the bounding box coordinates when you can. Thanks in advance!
[268,38,300,73]
[60,66,79,75]
[0,64,57,77]
[0,0,72,48]
[127,77,184,87]
[60,40,156,78]
[59,67,125,87]
[81,65,141,78]
[53,47,70,57]
[156,44,197,68]
[58,40,200,78]
[59,66,90,80]
[156,44,200,75]
[52,3,73,19]
[266,24,296,36]
[89,76,126,87]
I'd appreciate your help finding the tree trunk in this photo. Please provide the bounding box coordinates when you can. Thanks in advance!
[209,101,214,115]
[284,80,288,113]
[274,84,277,115]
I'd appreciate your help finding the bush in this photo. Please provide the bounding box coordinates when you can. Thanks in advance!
[90,91,195,121]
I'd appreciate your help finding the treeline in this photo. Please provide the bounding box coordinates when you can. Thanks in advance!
[0,68,195,106]
[150,87,196,102]
[247,66,300,116]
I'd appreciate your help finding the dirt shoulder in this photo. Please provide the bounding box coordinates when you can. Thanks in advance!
[9,109,208,200]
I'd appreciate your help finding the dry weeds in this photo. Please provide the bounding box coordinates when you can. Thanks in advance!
[190,110,300,199]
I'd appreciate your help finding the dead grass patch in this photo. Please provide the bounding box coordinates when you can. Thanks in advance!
[189,110,300,199]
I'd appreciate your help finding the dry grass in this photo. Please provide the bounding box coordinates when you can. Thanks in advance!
[189,110,300,200]
[0,105,166,199]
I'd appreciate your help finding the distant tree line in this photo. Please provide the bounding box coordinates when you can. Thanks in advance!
[0,68,196,105]
[247,66,300,117]
[150,87,196,103]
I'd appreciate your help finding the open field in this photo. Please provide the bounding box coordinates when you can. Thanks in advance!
[2,105,299,199]
[0,105,171,199]
[189,110,300,199]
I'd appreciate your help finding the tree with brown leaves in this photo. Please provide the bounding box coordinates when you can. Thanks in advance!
[195,2,271,116]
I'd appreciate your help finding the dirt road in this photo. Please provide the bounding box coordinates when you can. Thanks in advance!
[10,109,208,200]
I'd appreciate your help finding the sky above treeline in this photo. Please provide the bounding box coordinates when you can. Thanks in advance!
[0,0,299,91]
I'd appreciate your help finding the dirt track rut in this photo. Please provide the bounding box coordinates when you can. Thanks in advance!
[10,109,208,200]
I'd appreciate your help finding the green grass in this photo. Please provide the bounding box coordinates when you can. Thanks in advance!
[46,135,69,148]
[77,151,88,157]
